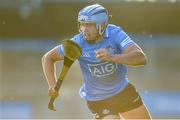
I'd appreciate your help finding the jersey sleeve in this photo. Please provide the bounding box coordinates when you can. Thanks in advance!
[56,44,64,58]
[115,29,136,52]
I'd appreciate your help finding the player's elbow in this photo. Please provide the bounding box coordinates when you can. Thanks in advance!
[42,53,54,65]
[139,52,147,66]
[42,54,48,65]
[42,54,46,64]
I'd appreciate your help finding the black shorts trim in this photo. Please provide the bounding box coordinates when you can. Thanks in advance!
[87,83,143,118]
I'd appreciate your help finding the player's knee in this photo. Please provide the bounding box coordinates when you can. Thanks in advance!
[102,114,120,119]
[94,113,120,119]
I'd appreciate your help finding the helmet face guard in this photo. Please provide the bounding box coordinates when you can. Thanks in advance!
[78,4,109,36]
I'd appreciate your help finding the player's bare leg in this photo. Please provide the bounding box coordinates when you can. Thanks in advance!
[119,104,151,119]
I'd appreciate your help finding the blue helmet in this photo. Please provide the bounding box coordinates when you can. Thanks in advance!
[78,4,109,35]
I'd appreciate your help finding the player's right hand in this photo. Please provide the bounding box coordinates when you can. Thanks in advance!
[48,87,59,98]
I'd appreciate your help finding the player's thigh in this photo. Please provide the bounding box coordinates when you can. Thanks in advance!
[120,103,151,119]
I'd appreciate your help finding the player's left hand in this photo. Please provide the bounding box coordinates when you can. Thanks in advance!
[95,48,113,62]
[48,87,59,98]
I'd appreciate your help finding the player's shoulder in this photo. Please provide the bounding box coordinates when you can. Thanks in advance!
[70,33,84,46]
[107,24,122,33]
[106,24,125,41]
[72,33,83,40]
[107,24,130,38]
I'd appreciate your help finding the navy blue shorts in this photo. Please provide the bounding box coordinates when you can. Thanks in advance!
[87,83,143,119]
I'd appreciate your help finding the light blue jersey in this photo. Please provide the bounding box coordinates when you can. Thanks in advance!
[57,24,136,101]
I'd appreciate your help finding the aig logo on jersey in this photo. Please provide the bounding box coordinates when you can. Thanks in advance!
[88,62,118,77]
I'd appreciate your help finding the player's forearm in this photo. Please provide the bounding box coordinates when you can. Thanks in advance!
[111,50,147,66]
[42,56,57,88]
